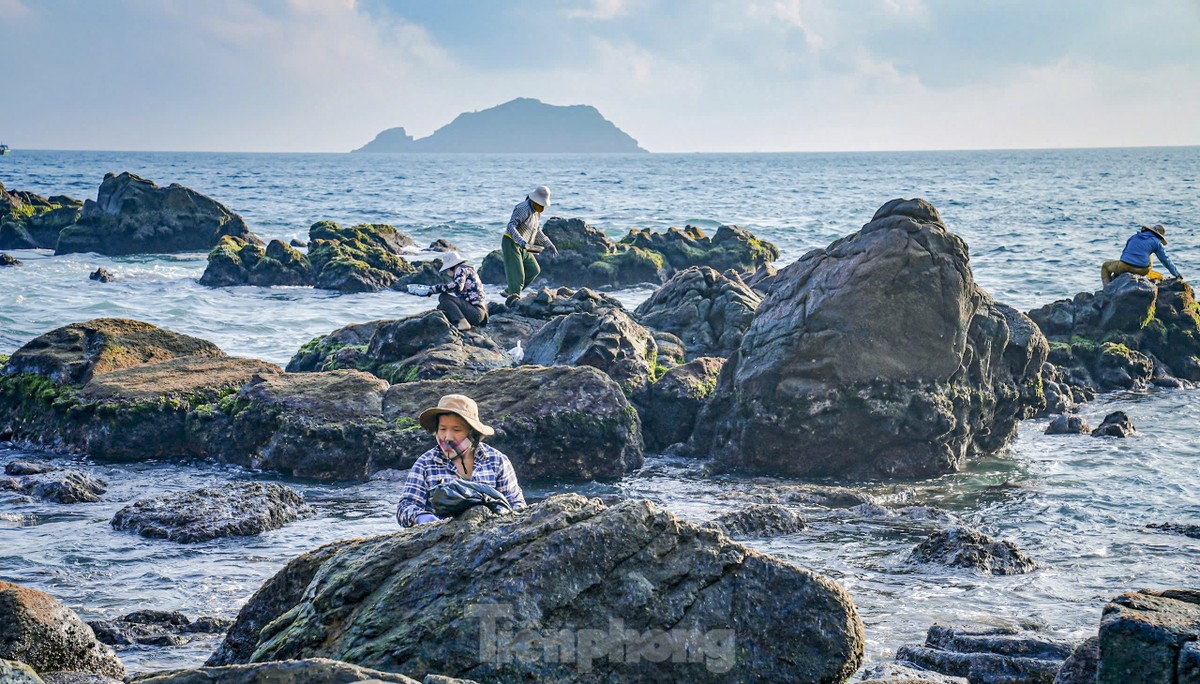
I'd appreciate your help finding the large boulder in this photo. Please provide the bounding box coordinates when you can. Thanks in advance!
[633,357,724,452]
[691,198,1048,478]
[286,312,512,383]
[634,266,761,360]
[621,224,779,277]
[199,237,313,287]
[210,494,864,683]
[0,581,126,679]
[55,172,260,255]
[524,308,660,395]
[1097,589,1200,684]
[0,182,83,250]
[306,221,416,292]
[110,482,314,543]
[381,366,643,481]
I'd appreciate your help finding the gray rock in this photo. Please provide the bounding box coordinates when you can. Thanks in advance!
[1145,522,1200,539]
[504,286,624,320]
[524,307,659,395]
[427,239,459,253]
[633,357,724,452]
[422,676,479,684]
[0,659,44,684]
[38,674,122,684]
[88,268,115,283]
[1053,636,1097,684]
[88,610,231,647]
[110,482,314,543]
[56,172,259,256]
[634,266,761,360]
[692,198,1047,478]
[857,660,968,682]
[621,224,779,278]
[21,469,107,503]
[1091,411,1134,438]
[213,494,864,683]
[1045,414,1091,435]
[908,526,1037,575]
[712,504,806,538]
[289,238,308,248]
[5,460,59,476]
[896,625,1071,684]
[199,237,313,288]
[0,582,125,680]
[1097,589,1200,684]
[135,658,420,683]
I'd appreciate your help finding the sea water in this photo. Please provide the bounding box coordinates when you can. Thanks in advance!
[1,148,1198,672]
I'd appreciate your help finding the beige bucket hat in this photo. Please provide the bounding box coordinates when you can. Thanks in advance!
[1142,224,1168,244]
[418,394,495,436]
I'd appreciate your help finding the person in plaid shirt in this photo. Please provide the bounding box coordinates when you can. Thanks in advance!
[409,252,489,331]
[396,394,526,527]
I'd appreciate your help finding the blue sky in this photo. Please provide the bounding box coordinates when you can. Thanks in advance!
[2,0,1197,152]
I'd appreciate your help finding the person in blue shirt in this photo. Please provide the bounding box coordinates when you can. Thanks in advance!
[1101,224,1183,285]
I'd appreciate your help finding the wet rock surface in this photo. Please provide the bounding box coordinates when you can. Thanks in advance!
[895,625,1072,684]
[307,221,417,293]
[692,198,1047,478]
[88,610,232,648]
[711,504,807,538]
[1090,411,1134,438]
[908,526,1037,575]
[1097,588,1200,684]
[56,172,258,256]
[633,356,723,452]
[1,468,107,503]
[88,267,115,282]
[1045,414,1091,435]
[1053,636,1098,684]
[857,661,968,683]
[199,237,313,288]
[0,182,83,250]
[634,266,761,360]
[1145,522,1200,539]
[0,581,126,680]
[502,286,623,319]
[621,224,780,278]
[134,658,422,684]
[212,494,864,683]
[110,482,314,543]
[0,253,21,267]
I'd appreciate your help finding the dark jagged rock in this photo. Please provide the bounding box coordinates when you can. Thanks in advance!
[1029,276,1200,394]
[286,311,511,383]
[427,238,458,252]
[1045,414,1091,435]
[4,460,58,476]
[691,198,1047,478]
[199,237,313,288]
[380,366,643,481]
[110,482,314,543]
[210,494,864,683]
[1054,636,1098,684]
[908,526,1037,575]
[88,267,114,283]
[859,661,968,682]
[621,224,779,278]
[0,581,126,680]
[1091,411,1133,438]
[635,266,761,360]
[633,356,724,452]
[0,318,225,386]
[56,172,259,256]
[0,253,20,266]
[896,625,1070,684]
[1097,589,1200,683]
[743,261,779,295]
[138,658,421,684]
[307,221,416,293]
[524,307,659,394]
[715,483,877,509]
[289,238,308,248]
[1040,362,1095,416]
[1145,522,1200,539]
[0,182,83,250]
[3,469,107,504]
[504,286,624,319]
[88,610,231,647]
[712,504,806,538]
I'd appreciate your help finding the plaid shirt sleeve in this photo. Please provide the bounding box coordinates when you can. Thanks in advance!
[396,451,436,527]
[488,446,527,510]
[505,202,532,247]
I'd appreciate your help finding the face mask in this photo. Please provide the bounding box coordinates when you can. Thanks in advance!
[439,436,472,460]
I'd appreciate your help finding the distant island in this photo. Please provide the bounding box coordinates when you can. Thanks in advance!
[353,98,647,153]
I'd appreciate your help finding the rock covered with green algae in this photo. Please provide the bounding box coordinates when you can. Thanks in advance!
[0,181,83,250]
[0,581,126,680]
[208,494,864,684]
[691,198,1048,478]
[199,236,313,287]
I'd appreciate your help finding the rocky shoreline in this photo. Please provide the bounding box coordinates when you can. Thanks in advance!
[3,179,1199,683]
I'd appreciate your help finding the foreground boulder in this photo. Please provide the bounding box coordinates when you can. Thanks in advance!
[110,482,314,543]
[908,526,1037,575]
[56,172,260,256]
[1097,589,1200,683]
[211,494,864,683]
[0,581,126,679]
[691,199,1048,478]
[0,182,83,250]
[634,266,761,360]
[381,366,643,481]
[137,659,424,683]
[895,625,1073,684]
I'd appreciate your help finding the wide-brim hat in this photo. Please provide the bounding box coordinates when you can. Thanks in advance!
[1142,224,1168,244]
[529,185,550,208]
[418,394,495,436]
[439,251,468,272]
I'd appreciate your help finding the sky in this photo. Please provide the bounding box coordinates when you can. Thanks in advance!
[1,0,1198,153]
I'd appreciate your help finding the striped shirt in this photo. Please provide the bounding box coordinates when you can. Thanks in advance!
[396,442,527,527]
[429,264,486,306]
[504,198,554,250]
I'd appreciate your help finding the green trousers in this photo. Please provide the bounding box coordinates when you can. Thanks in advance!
[501,234,541,296]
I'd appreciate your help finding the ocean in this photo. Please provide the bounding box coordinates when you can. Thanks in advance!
[1,147,1198,673]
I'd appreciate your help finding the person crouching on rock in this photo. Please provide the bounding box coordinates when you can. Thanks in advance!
[501,185,559,306]
[1101,224,1183,285]
[409,251,488,331]
[396,394,526,527]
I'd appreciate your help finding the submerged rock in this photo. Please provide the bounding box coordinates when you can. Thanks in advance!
[895,625,1072,684]
[1090,411,1134,438]
[4,469,108,504]
[136,658,422,684]
[908,526,1037,575]
[211,494,864,683]
[110,482,314,543]
[5,460,59,476]
[0,253,20,267]
[0,581,126,680]
[634,266,761,360]
[1145,522,1200,539]
[712,504,807,538]
[1097,589,1200,683]
[56,172,259,256]
[692,198,1047,478]
[1045,414,1091,435]
[88,610,231,648]
[88,267,114,283]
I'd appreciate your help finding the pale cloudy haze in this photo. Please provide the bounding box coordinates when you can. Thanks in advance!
[2,0,1197,152]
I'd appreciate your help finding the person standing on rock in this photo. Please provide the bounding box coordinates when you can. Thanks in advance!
[1101,224,1183,285]
[408,252,488,331]
[501,185,559,306]
[396,394,526,527]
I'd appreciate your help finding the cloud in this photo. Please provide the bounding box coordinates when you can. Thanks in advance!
[566,0,629,20]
